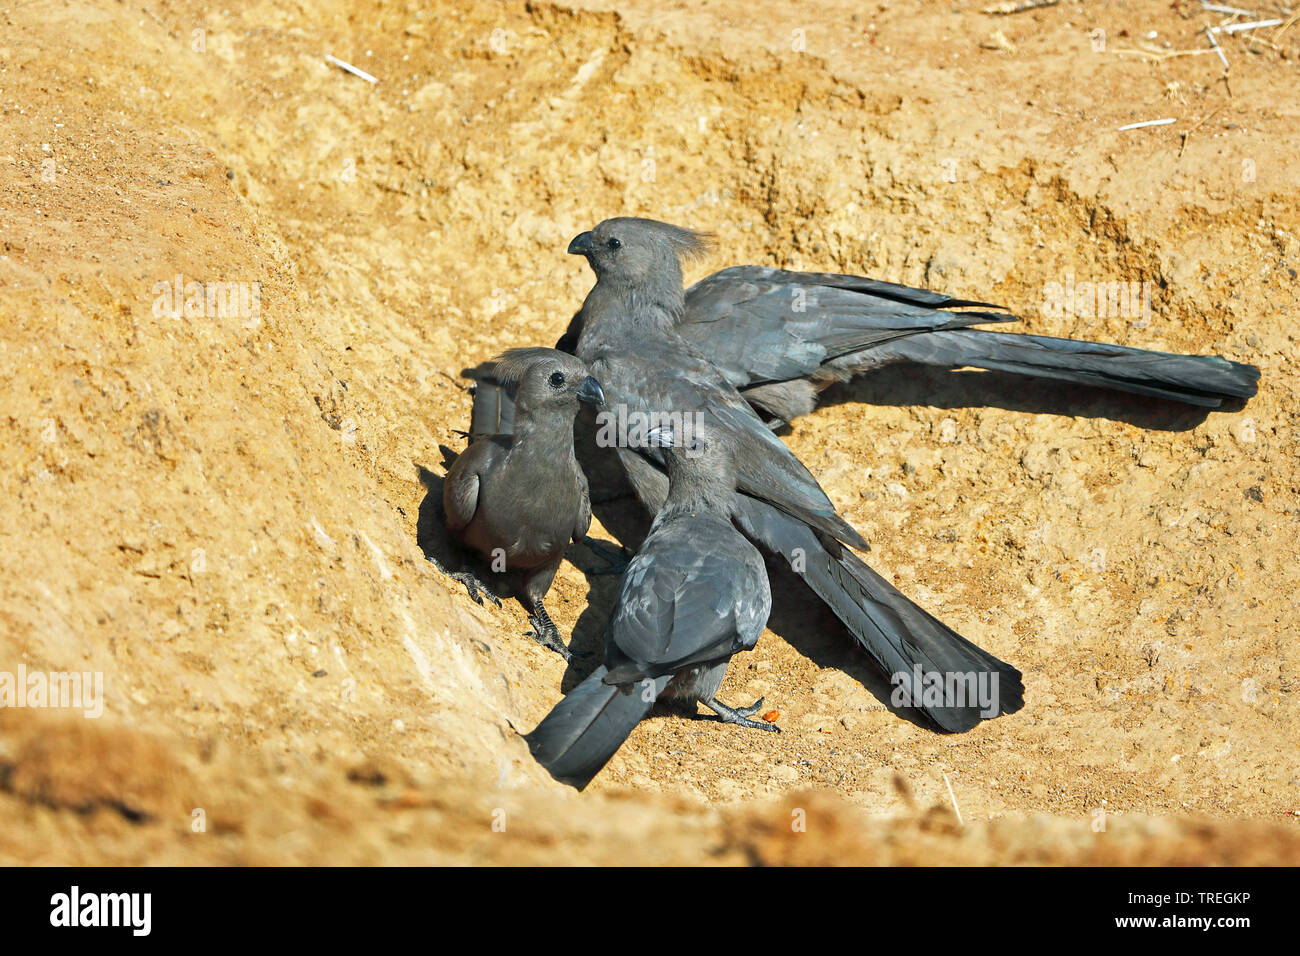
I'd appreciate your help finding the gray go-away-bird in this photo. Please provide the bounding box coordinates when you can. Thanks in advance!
[557,223,1259,424]
[472,221,1259,442]
[526,422,776,790]
[439,348,605,659]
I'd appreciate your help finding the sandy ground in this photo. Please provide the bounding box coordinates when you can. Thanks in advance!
[0,0,1297,864]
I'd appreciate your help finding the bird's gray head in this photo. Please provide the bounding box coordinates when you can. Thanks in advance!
[567,218,712,288]
[491,347,605,415]
[643,420,738,515]
[644,420,735,484]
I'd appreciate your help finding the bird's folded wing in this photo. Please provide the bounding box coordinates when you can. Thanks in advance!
[442,441,497,532]
[603,533,755,684]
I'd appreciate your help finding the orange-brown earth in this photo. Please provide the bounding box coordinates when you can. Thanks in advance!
[1,0,1297,864]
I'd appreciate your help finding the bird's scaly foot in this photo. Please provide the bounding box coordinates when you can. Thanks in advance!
[427,556,502,606]
[449,569,502,608]
[705,697,780,732]
[526,601,572,660]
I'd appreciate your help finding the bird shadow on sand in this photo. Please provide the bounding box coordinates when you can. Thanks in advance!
[759,556,942,731]
[560,497,644,690]
[415,456,461,575]
[810,365,1244,433]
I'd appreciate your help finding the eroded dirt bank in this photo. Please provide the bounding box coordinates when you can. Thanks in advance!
[0,0,1296,863]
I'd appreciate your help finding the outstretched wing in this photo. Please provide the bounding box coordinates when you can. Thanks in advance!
[681,267,1258,410]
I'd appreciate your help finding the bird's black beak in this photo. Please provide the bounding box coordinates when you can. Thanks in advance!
[576,376,605,407]
[567,231,595,256]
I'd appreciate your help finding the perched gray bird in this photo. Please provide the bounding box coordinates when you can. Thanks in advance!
[475,229,1259,435]
[555,224,1258,424]
[526,423,775,790]
[556,219,1024,732]
[439,348,605,659]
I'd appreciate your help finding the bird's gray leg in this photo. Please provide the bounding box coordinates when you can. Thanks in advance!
[426,555,502,608]
[704,696,780,732]
[526,600,572,661]
[580,536,632,575]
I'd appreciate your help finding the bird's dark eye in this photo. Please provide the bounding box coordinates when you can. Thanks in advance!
[607,236,622,250]
[548,371,566,389]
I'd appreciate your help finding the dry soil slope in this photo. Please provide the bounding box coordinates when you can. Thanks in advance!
[0,0,1296,863]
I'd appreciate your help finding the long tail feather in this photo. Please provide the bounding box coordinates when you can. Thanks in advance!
[525,667,670,789]
[838,328,1260,407]
[734,498,1024,732]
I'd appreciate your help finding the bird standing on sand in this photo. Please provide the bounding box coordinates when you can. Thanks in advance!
[526,423,776,790]
[439,348,605,659]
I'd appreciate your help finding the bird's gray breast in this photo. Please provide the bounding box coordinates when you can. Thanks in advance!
[469,454,582,568]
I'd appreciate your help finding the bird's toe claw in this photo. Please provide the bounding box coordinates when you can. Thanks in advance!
[526,627,572,661]
[449,570,501,609]
[708,698,781,733]
[526,602,571,659]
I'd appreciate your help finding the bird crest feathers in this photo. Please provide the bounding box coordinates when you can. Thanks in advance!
[489,347,565,386]
[608,217,715,264]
